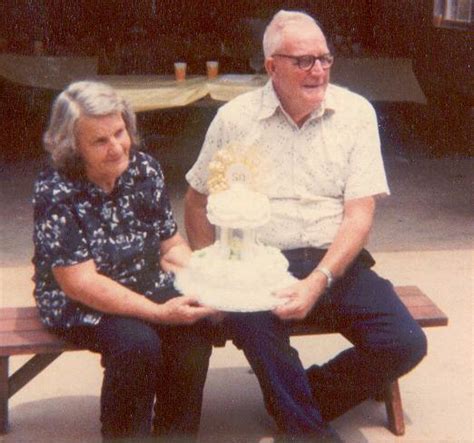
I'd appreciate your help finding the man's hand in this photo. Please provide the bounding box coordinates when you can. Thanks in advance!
[160,295,218,325]
[272,273,327,320]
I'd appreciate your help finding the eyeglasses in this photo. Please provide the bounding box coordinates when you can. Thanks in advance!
[272,53,334,71]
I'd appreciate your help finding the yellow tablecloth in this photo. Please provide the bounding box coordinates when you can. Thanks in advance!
[0,54,426,111]
[206,74,268,102]
[100,75,209,112]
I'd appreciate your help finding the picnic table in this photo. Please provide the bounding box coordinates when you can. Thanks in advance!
[0,54,426,112]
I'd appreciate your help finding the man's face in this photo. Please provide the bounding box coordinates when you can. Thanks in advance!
[266,23,331,123]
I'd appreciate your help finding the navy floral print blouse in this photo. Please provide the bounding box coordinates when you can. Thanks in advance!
[32,151,177,328]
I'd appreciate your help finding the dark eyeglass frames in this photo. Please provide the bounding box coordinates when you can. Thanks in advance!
[272,53,334,71]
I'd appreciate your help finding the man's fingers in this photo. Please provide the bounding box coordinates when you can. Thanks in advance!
[273,299,309,320]
[273,283,298,296]
[273,301,297,315]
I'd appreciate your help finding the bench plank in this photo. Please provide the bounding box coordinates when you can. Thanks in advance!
[0,307,40,319]
[0,317,45,333]
[0,332,76,357]
[0,286,448,436]
[0,286,448,356]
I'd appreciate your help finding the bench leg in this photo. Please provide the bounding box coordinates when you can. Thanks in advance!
[9,353,62,398]
[384,379,405,436]
[0,357,9,434]
[0,353,62,434]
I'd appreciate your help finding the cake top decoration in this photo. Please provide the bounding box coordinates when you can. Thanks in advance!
[207,143,262,194]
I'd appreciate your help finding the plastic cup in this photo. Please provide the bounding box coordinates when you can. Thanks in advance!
[206,60,219,79]
[174,62,187,81]
[33,40,44,56]
[432,15,443,27]
[0,38,8,52]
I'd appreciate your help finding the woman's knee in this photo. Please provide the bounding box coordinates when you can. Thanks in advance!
[99,318,162,368]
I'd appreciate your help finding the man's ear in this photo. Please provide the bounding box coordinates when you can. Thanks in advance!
[265,58,275,76]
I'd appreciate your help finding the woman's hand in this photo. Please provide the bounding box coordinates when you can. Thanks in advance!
[160,295,218,325]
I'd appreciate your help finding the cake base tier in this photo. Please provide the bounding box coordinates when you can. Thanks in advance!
[173,243,297,312]
[174,269,296,312]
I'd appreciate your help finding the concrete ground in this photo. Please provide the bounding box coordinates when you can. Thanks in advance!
[0,103,473,442]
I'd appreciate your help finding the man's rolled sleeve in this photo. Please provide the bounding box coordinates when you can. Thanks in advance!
[344,103,390,201]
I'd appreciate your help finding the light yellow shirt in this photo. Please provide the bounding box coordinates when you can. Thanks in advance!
[186,81,389,249]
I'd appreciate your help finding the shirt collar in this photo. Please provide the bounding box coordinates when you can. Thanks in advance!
[257,80,336,122]
[82,151,139,197]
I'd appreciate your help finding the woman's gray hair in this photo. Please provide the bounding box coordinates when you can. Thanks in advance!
[43,80,139,172]
[263,10,323,58]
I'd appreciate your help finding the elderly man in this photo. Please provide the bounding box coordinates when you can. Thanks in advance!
[185,10,427,441]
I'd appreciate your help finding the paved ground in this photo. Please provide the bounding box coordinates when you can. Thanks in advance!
[0,102,472,442]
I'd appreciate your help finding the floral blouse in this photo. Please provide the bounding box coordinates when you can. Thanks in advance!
[32,151,177,328]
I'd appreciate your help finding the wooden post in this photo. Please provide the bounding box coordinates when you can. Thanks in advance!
[0,357,9,434]
[384,379,405,435]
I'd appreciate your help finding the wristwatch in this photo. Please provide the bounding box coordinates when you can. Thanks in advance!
[315,266,334,289]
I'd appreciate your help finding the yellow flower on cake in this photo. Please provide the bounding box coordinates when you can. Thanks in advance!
[207,143,263,194]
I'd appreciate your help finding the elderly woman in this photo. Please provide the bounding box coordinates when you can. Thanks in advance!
[32,80,216,440]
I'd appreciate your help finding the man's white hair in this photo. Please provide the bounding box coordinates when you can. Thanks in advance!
[263,10,324,58]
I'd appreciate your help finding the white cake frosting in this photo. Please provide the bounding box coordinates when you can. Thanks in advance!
[207,184,270,229]
[174,242,295,311]
[174,183,295,311]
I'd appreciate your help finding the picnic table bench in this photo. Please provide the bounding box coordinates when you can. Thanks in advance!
[0,285,448,436]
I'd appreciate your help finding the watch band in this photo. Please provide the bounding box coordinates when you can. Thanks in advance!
[315,266,334,288]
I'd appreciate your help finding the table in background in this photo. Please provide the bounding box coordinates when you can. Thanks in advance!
[1,54,426,112]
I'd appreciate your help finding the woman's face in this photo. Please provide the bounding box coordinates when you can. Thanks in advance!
[75,112,131,191]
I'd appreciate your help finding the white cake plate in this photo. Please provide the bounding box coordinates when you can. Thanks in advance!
[174,270,297,312]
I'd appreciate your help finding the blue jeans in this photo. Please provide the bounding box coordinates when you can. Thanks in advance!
[221,249,427,438]
[55,287,212,440]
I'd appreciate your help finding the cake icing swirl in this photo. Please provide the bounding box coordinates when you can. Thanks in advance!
[207,184,270,229]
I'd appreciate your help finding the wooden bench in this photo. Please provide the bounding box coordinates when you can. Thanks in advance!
[0,286,448,436]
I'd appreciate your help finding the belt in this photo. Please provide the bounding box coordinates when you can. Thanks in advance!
[282,247,376,269]
[282,247,327,263]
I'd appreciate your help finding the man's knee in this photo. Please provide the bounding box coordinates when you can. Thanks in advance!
[383,324,428,377]
[400,324,427,369]
[364,274,428,372]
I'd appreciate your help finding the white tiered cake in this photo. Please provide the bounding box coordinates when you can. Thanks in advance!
[174,146,296,311]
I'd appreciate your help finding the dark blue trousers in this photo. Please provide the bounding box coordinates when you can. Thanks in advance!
[55,288,212,440]
[222,249,427,439]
